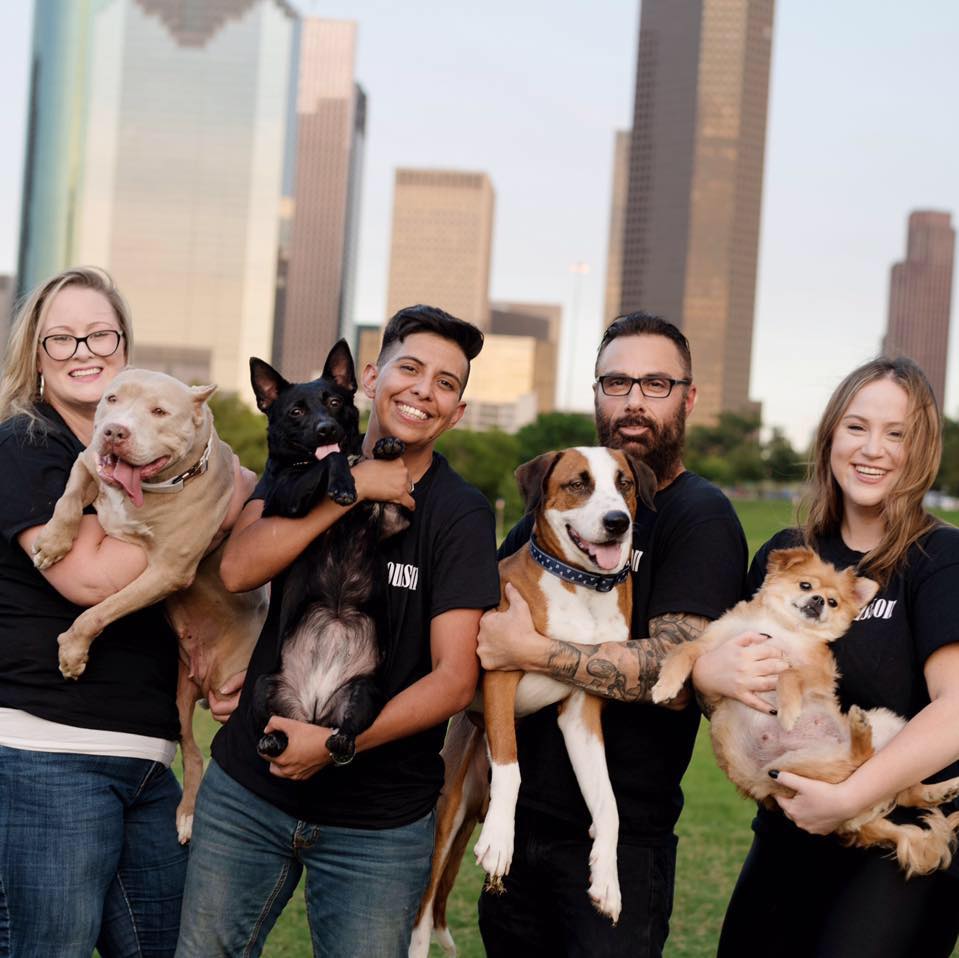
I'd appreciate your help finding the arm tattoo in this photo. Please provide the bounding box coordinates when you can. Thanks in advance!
[539,612,709,704]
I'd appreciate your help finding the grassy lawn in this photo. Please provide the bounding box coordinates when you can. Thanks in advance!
[180,500,959,957]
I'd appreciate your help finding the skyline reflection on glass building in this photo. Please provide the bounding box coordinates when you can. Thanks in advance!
[17,0,363,396]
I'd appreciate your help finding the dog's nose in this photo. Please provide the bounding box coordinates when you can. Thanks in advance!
[314,421,340,443]
[809,595,825,611]
[102,422,129,443]
[602,511,631,537]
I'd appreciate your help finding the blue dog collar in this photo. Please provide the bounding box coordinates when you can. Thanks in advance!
[529,534,630,593]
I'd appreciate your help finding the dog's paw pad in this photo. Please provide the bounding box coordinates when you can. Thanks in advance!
[328,488,357,506]
[372,437,405,460]
[257,732,288,757]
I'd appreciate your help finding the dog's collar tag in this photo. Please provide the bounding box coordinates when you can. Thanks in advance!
[141,436,214,495]
[529,535,631,593]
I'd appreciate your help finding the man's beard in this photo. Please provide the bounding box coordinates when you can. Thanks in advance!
[596,404,687,484]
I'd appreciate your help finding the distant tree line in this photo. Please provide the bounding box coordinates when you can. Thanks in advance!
[209,394,959,524]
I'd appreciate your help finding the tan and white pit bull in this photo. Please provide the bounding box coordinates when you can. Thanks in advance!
[33,368,267,841]
[410,446,655,956]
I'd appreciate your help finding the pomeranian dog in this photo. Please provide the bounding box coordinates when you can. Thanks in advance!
[652,546,959,876]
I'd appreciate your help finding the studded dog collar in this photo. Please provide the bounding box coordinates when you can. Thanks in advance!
[528,534,631,593]
[141,435,214,495]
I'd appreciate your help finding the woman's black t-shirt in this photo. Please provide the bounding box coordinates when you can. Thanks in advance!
[0,407,180,740]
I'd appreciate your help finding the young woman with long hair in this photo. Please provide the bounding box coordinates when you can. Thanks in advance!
[695,357,959,957]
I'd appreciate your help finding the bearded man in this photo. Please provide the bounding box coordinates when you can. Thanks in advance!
[476,313,751,958]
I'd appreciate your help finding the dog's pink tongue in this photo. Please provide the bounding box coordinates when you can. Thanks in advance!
[314,444,340,462]
[593,542,623,571]
[113,459,144,507]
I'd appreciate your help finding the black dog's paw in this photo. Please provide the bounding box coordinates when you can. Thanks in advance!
[372,437,405,461]
[257,731,288,758]
[328,483,358,506]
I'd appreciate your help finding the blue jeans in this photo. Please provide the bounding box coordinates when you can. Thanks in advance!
[175,761,435,958]
[0,745,188,958]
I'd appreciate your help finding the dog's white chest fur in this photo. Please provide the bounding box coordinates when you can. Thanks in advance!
[541,574,629,645]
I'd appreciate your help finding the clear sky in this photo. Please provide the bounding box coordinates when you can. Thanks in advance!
[1,0,956,447]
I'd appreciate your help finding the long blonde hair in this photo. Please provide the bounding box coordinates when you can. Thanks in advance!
[800,357,942,587]
[0,267,133,432]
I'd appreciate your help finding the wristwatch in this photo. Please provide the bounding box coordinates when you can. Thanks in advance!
[325,731,355,766]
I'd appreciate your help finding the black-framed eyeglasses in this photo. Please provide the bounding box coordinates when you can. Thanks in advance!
[595,374,691,398]
[41,330,124,361]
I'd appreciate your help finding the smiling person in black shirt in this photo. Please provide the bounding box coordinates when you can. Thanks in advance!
[694,357,959,958]
[176,306,500,958]
[475,313,750,958]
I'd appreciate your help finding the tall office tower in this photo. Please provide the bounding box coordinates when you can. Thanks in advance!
[386,169,495,330]
[620,0,774,424]
[602,130,631,335]
[273,19,366,381]
[883,211,955,410]
[16,0,344,398]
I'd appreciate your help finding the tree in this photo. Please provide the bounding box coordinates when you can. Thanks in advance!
[209,392,268,475]
[763,428,805,482]
[515,412,596,463]
[937,417,959,496]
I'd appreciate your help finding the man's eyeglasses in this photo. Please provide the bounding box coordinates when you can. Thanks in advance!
[41,330,124,361]
[595,375,691,398]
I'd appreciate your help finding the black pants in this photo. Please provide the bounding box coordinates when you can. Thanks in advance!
[478,814,675,958]
[719,824,959,958]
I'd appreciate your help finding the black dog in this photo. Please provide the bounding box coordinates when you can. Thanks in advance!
[249,340,408,764]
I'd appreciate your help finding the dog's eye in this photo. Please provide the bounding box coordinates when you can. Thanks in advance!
[616,474,634,490]
[827,598,838,608]
[289,407,304,418]
[151,407,167,417]
[566,479,585,492]
[105,394,117,404]
[327,398,341,409]
[799,581,811,590]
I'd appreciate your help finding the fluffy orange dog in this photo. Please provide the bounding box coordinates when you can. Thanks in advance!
[652,546,959,876]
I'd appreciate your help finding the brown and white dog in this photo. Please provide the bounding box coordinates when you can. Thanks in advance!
[652,547,959,876]
[32,368,268,841]
[410,447,655,956]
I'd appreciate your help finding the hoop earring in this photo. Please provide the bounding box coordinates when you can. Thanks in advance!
[38,374,45,401]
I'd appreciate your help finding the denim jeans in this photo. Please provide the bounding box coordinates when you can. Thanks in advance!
[478,811,675,958]
[0,745,188,958]
[175,761,435,958]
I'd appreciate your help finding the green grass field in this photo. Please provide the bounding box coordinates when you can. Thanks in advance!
[182,500,959,957]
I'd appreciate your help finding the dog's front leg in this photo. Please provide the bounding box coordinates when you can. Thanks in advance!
[32,455,99,569]
[473,669,523,886]
[326,452,357,506]
[58,565,194,679]
[557,690,622,923]
[776,668,804,730]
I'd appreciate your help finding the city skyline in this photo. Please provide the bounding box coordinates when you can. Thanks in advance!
[1,1,957,445]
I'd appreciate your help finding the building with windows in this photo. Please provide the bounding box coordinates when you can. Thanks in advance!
[619,0,774,424]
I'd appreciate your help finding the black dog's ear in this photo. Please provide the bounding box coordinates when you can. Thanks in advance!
[322,339,357,394]
[250,357,290,413]
[623,451,657,512]
[515,451,563,514]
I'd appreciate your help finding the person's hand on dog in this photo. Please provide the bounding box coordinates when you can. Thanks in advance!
[352,457,415,510]
[208,670,247,723]
[478,584,543,672]
[691,631,789,715]
[260,716,333,780]
[770,770,857,836]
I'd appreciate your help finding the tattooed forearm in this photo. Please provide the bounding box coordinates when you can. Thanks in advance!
[538,612,710,704]
[545,639,599,680]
